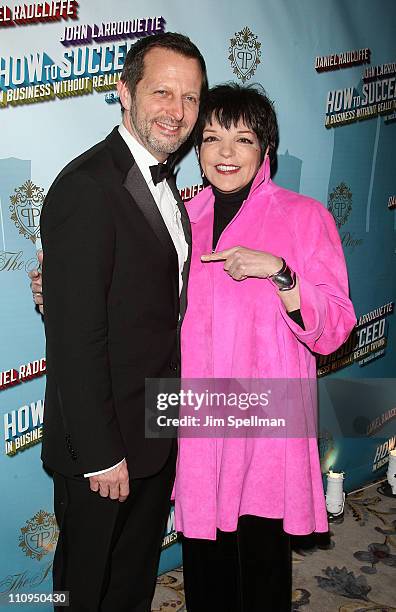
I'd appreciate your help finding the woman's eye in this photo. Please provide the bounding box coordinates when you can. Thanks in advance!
[238,138,254,144]
[202,136,217,143]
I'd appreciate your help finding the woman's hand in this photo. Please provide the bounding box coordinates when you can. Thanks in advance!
[201,246,282,281]
[201,246,301,311]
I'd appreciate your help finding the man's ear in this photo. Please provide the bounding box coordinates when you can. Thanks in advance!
[117,80,132,112]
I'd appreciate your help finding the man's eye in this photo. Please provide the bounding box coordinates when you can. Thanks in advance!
[155,90,167,95]
[185,96,197,104]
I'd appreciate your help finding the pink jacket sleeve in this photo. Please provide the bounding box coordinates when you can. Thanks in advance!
[278,200,356,355]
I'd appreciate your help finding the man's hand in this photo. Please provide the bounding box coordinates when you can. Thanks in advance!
[201,246,282,281]
[89,458,130,502]
[28,249,44,314]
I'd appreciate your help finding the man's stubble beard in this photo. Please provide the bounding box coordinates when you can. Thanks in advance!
[129,97,191,157]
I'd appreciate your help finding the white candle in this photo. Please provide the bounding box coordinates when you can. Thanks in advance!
[327,470,344,479]
[326,470,345,515]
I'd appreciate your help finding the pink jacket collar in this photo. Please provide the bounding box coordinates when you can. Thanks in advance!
[187,156,271,224]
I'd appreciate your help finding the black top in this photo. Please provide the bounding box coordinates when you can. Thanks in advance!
[211,180,305,329]
[212,179,254,250]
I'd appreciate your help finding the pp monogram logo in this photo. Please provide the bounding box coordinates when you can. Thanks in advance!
[19,510,59,561]
[327,182,352,228]
[9,180,45,244]
[228,26,261,83]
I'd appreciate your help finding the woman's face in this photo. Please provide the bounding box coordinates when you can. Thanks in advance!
[199,117,262,193]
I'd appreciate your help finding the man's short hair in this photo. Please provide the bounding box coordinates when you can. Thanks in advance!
[196,83,279,163]
[120,32,208,105]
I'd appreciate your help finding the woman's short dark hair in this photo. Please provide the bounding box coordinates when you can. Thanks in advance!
[196,83,279,163]
[120,32,208,103]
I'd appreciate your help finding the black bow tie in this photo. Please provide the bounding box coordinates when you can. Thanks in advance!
[149,162,173,186]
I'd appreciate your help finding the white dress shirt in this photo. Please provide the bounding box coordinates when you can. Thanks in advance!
[85,123,188,478]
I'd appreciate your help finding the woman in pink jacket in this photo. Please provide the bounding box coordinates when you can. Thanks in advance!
[174,84,356,611]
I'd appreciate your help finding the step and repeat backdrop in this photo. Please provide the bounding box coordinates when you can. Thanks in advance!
[0,0,395,604]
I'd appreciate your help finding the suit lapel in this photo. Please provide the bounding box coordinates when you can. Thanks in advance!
[106,127,177,259]
[106,126,191,322]
[124,164,178,264]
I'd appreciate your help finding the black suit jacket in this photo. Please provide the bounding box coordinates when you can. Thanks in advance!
[40,127,191,478]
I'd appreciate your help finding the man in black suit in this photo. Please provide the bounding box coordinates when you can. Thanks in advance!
[36,33,207,611]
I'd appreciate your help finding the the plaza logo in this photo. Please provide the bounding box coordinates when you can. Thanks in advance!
[327,182,352,228]
[228,26,261,83]
[9,180,45,244]
[19,511,58,561]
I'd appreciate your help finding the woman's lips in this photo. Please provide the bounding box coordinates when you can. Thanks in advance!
[215,164,240,175]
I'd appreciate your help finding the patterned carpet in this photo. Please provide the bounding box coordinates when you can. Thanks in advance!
[152,481,396,611]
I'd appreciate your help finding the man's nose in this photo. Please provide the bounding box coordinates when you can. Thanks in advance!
[168,96,184,121]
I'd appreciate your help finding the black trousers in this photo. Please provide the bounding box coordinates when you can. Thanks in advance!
[182,515,292,612]
[52,443,176,612]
